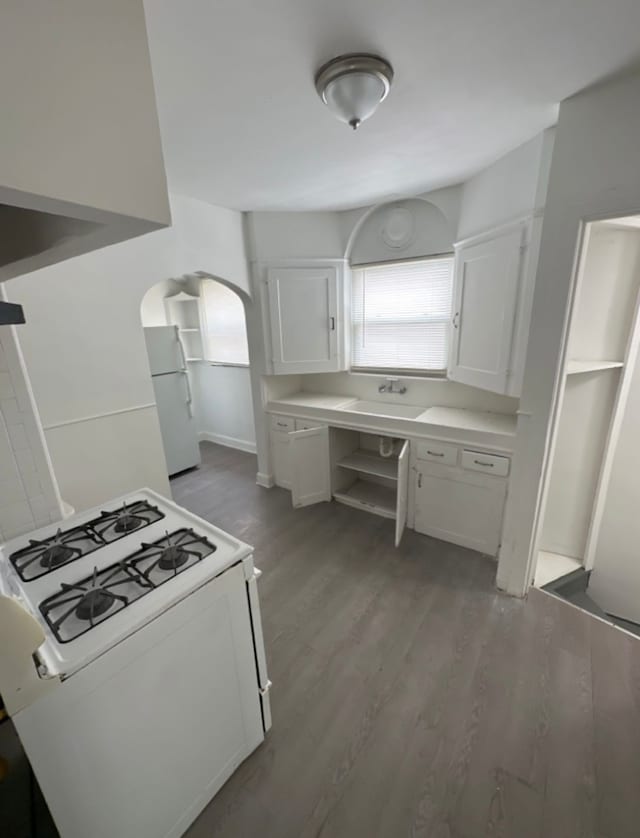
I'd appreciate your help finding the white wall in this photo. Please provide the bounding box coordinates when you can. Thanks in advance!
[497,69,640,596]
[4,195,250,513]
[347,199,454,265]
[0,312,63,541]
[191,364,256,452]
[457,129,555,239]
[140,278,183,326]
[590,345,640,620]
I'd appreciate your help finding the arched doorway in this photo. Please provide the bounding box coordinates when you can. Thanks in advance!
[140,274,256,481]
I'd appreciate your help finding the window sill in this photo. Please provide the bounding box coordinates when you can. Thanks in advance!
[348,369,449,383]
[206,361,250,369]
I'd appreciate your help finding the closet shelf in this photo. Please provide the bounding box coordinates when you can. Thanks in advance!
[178,328,200,333]
[333,480,396,519]
[566,360,623,375]
[534,551,582,588]
[337,449,398,480]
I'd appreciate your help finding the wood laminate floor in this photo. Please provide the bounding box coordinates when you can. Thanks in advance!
[174,443,640,838]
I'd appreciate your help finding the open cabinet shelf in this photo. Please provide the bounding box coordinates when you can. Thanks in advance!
[566,360,623,375]
[333,478,397,519]
[337,449,399,481]
[536,222,640,616]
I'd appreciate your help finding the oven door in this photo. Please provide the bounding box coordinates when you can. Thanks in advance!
[12,562,264,838]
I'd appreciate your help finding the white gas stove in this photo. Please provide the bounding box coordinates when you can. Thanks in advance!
[0,489,271,838]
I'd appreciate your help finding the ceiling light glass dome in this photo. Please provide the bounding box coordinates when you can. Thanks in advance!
[315,54,394,130]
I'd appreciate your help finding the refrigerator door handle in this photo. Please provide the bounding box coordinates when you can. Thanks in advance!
[175,327,188,372]
[182,370,193,417]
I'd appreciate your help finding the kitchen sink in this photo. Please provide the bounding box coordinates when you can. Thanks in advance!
[343,400,427,420]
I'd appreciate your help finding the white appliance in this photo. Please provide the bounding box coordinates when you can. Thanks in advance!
[144,325,201,475]
[0,489,271,838]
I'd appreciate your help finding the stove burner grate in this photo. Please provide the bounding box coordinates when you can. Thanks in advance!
[132,529,217,582]
[9,500,165,582]
[39,529,217,643]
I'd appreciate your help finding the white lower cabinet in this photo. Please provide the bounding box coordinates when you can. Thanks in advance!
[269,417,510,555]
[412,441,509,557]
[271,430,292,490]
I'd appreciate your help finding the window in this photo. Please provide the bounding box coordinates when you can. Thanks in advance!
[351,256,454,374]
[201,280,250,365]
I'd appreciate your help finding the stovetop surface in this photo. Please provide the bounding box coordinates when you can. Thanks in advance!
[0,489,253,677]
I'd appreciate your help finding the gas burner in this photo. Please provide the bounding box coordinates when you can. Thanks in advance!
[131,529,216,585]
[40,540,75,570]
[158,544,189,571]
[40,564,151,644]
[92,501,164,543]
[9,500,166,582]
[9,527,103,582]
[114,514,143,534]
[75,588,116,621]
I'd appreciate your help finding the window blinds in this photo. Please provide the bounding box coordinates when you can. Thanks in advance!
[351,256,454,373]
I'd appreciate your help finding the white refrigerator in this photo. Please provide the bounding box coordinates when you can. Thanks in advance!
[144,326,201,475]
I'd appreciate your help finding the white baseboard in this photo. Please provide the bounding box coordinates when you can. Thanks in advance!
[198,431,257,454]
[256,472,274,489]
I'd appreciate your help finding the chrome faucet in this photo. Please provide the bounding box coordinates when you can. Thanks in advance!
[378,378,407,395]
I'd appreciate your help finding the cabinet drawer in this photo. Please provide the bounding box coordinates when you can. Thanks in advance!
[416,440,458,466]
[461,449,510,477]
[271,415,294,432]
[295,419,322,431]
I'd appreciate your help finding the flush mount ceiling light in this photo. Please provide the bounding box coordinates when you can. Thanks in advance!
[315,53,394,130]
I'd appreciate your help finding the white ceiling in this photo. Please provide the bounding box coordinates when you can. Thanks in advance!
[144,0,640,212]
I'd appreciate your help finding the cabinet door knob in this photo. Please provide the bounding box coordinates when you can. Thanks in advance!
[452,311,460,329]
[329,316,336,331]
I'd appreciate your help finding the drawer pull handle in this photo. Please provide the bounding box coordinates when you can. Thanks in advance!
[277,422,288,428]
[427,450,444,457]
[417,473,423,488]
[474,459,494,467]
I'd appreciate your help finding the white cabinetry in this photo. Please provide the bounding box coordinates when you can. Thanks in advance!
[449,217,541,397]
[412,441,509,556]
[265,264,348,374]
[268,418,409,546]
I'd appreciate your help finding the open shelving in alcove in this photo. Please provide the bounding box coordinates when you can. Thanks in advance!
[164,292,205,362]
[535,218,640,587]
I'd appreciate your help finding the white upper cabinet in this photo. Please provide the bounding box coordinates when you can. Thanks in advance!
[449,218,541,397]
[266,264,348,374]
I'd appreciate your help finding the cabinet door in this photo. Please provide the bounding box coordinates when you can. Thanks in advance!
[449,228,524,394]
[267,267,341,374]
[395,440,410,547]
[271,430,292,490]
[290,426,331,508]
[414,466,506,556]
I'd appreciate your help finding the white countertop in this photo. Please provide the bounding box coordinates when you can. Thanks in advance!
[269,393,358,410]
[266,392,517,452]
[418,406,517,437]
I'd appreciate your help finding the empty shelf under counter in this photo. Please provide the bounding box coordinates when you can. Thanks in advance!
[337,449,399,481]
[333,479,396,520]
